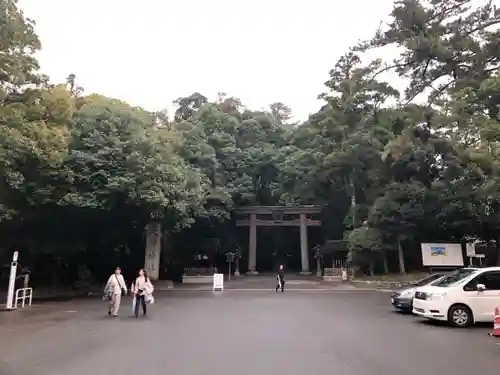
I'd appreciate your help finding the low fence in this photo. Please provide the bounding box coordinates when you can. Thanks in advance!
[324,258,355,277]
[182,267,218,284]
[183,267,217,277]
[14,287,33,308]
[324,263,355,278]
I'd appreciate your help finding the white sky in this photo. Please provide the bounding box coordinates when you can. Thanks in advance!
[19,0,396,121]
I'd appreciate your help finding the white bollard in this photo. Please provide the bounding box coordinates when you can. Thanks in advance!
[6,251,19,309]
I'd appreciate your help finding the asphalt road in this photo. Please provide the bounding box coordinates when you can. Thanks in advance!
[1,290,500,375]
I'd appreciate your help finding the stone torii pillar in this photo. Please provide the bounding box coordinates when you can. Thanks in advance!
[299,213,311,275]
[247,213,258,275]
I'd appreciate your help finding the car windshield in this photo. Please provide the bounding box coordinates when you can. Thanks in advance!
[432,269,478,287]
[413,274,443,287]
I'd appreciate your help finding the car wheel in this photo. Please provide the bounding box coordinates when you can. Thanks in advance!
[448,304,473,327]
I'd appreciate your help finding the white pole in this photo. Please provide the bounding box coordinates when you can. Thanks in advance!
[6,251,19,309]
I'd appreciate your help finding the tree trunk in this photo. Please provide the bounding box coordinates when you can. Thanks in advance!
[350,178,356,228]
[382,250,389,274]
[496,237,500,266]
[161,229,172,278]
[397,237,406,274]
[369,261,375,277]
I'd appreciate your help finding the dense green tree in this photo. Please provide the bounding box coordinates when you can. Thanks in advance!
[0,0,41,89]
[4,0,500,285]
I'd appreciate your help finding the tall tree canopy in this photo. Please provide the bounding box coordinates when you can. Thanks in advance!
[1,0,500,284]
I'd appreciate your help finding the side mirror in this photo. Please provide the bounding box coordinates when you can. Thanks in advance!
[477,283,486,292]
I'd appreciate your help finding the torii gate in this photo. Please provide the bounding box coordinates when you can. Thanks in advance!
[235,206,321,275]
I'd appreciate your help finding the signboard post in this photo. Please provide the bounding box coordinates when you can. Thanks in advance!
[213,273,224,291]
[474,254,485,267]
[225,252,235,281]
[6,251,19,309]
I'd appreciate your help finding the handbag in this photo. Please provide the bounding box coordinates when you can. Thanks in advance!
[145,294,155,304]
[103,282,113,300]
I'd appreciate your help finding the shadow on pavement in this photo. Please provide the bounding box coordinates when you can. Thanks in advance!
[414,318,492,330]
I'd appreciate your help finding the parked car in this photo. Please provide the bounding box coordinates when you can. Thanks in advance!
[412,266,500,327]
[391,273,446,313]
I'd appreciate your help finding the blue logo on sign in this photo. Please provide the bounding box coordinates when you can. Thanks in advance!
[430,246,446,256]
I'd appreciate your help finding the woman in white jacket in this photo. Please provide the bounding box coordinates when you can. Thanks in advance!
[131,268,154,318]
[104,267,127,317]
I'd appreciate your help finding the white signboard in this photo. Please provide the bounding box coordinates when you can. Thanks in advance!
[466,243,476,257]
[421,243,464,266]
[213,273,224,291]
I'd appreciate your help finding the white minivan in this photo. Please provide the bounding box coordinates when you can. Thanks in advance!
[412,267,500,327]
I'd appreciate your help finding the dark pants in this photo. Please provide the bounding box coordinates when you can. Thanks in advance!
[276,276,284,292]
[135,292,147,317]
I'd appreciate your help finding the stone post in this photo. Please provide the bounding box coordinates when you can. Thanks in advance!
[234,256,240,276]
[300,214,311,275]
[316,257,322,277]
[247,213,258,275]
[145,222,162,280]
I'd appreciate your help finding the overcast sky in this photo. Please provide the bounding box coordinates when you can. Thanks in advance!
[19,0,396,121]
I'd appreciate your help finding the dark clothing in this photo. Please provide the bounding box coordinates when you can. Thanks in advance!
[135,291,147,317]
[275,269,285,292]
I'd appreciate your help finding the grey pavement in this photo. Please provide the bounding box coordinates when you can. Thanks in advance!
[182,275,367,291]
[1,289,500,375]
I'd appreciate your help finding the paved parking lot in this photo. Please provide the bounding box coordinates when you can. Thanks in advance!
[1,290,499,375]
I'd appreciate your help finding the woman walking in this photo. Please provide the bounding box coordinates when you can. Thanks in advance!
[132,268,154,318]
[276,264,285,292]
[104,267,127,317]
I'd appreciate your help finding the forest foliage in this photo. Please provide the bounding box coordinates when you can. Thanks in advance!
[1,0,500,283]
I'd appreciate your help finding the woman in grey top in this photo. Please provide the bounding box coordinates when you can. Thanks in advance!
[131,268,154,318]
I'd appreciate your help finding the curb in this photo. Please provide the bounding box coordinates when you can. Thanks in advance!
[157,288,394,292]
[349,280,410,291]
